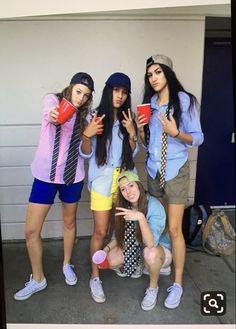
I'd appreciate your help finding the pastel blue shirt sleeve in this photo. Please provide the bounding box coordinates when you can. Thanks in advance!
[146,196,166,247]
[179,92,204,148]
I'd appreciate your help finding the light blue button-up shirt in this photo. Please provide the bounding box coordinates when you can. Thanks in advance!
[80,119,139,196]
[111,194,171,250]
[147,91,204,180]
[146,195,171,249]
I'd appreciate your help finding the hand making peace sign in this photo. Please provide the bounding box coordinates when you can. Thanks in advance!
[121,108,136,137]
[115,207,144,222]
[157,113,179,137]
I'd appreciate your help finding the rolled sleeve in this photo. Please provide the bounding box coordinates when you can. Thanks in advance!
[79,140,94,159]
[189,131,204,147]
[180,95,204,148]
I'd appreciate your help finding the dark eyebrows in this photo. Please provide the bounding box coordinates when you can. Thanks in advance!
[147,67,162,76]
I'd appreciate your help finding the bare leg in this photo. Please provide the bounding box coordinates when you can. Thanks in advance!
[90,210,110,278]
[107,246,124,268]
[167,203,185,285]
[62,202,78,265]
[141,246,165,311]
[143,246,164,288]
[25,202,51,281]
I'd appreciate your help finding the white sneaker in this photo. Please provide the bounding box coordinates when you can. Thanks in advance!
[113,267,127,277]
[89,277,106,303]
[164,282,183,309]
[113,262,143,279]
[14,275,47,301]
[141,287,159,311]
[131,261,143,278]
[143,265,171,276]
[63,264,77,285]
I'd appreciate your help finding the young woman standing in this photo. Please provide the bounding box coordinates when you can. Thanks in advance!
[81,72,138,303]
[14,72,94,300]
[137,54,204,309]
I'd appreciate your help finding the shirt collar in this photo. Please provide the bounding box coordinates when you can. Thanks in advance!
[113,119,120,127]
[151,94,169,111]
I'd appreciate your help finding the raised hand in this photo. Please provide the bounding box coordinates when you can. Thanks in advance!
[121,109,136,137]
[157,113,179,137]
[49,107,59,124]
[115,207,144,222]
[135,113,147,133]
[83,112,105,137]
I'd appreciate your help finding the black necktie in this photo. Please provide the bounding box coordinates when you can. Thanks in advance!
[159,106,171,189]
[63,112,81,185]
[50,124,62,182]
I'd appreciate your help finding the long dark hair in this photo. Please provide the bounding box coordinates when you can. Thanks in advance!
[95,85,136,170]
[143,63,197,126]
[115,181,147,249]
[56,84,93,136]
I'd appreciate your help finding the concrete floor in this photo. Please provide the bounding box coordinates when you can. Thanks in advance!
[2,209,235,325]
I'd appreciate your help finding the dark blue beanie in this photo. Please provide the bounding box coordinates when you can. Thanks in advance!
[105,72,131,93]
[70,72,94,91]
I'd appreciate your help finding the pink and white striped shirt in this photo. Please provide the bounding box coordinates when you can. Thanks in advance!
[31,94,89,184]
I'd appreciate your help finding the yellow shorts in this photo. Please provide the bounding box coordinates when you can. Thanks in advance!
[91,168,121,211]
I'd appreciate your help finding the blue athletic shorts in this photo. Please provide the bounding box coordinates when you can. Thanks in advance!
[29,178,84,204]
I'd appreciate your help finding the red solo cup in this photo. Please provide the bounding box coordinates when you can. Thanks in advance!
[137,103,151,124]
[57,98,77,124]
[92,250,109,269]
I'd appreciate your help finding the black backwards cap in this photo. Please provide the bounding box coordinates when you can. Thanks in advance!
[70,72,94,91]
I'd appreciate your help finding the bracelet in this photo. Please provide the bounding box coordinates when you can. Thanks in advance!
[82,133,90,139]
[173,130,180,138]
[105,245,111,252]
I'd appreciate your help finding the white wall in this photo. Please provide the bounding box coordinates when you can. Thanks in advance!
[0,1,230,19]
[0,17,205,240]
